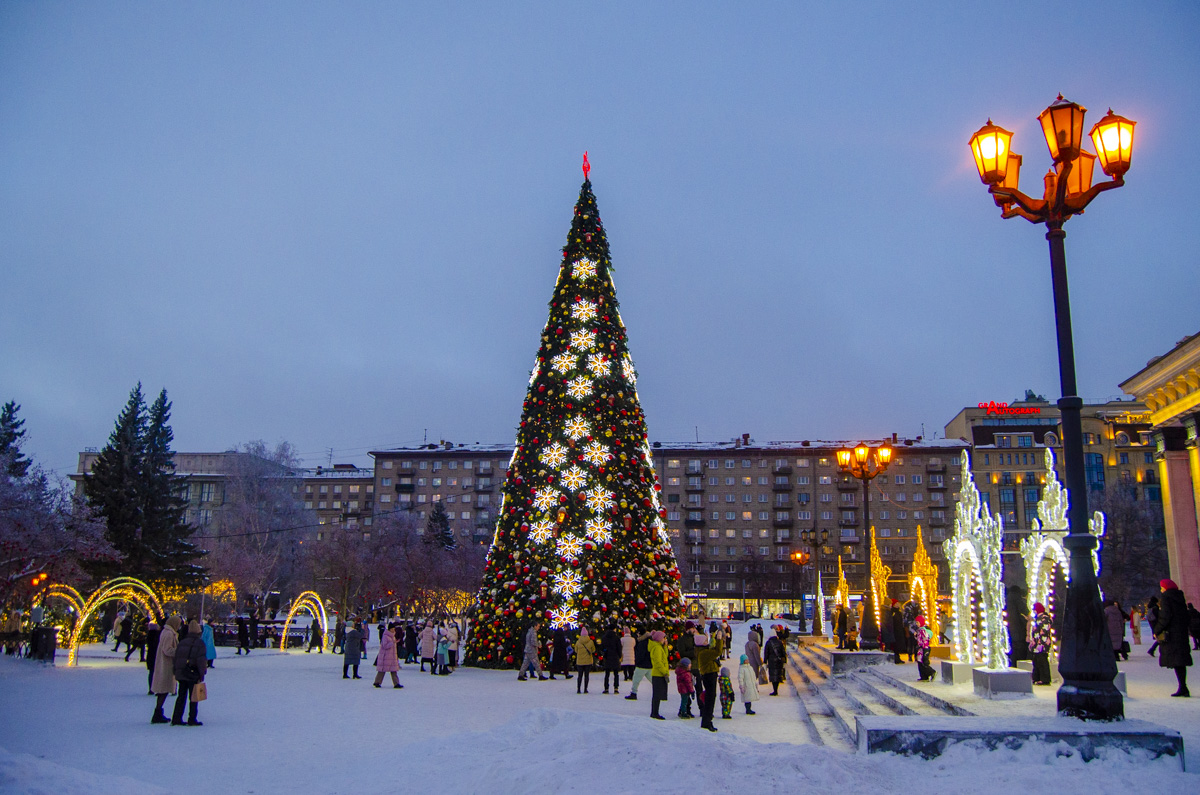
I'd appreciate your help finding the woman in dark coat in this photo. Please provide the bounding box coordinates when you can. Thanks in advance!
[1153,579,1193,697]
[236,615,250,655]
[404,623,419,664]
[1146,596,1161,657]
[343,623,363,679]
[836,606,848,649]
[171,620,208,725]
[144,620,161,695]
[548,628,571,679]
[890,604,907,664]
[600,625,623,694]
[763,628,787,696]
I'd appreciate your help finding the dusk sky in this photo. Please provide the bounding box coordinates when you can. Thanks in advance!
[2,2,1197,476]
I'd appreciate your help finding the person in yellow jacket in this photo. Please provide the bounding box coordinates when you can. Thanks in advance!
[574,627,597,694]
[648,630,669,720]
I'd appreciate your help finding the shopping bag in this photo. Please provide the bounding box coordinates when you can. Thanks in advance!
[192,682,208,702]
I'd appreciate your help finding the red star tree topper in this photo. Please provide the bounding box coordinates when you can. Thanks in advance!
[465,161,684,667]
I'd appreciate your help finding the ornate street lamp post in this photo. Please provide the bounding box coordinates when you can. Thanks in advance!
[968,96,1135,722]
[836,443,892,650]
[789,551,809,624]
[800,528,829,635]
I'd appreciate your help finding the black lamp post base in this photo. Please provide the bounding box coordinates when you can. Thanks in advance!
[1057,680,1125,722]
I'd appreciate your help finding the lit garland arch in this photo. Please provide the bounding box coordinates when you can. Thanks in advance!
[907,526,940,641]
[834,555,849,610]
[942,454,1008,669]
[868,526,891,631]
[279,591,328,652]
[1019,449,1107,653]
[47,577,166,666]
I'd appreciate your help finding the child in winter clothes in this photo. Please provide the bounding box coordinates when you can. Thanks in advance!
[737,654,759,715]
[914,615,935,681]
[675,658,695,718]
[718,666,735,719]
[436,634,450,675]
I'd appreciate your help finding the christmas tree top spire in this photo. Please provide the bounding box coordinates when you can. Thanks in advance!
[465,165,683,667]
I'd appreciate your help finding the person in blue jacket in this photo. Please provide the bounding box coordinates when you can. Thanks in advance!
[200,619,217,668]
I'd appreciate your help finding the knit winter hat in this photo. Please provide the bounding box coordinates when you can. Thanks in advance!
[720,667,730,677]
[915,615,926,626]
[651,630,666,643]
[166,615,182,631]
[188,620,201,635]
[1161,578,1179,590]
[739,654,748,664]
[678,657,691,667]
[1033,602,1046,614]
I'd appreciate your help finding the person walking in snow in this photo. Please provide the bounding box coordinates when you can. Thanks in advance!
[435,630,450,675]
[694,627,721,732]
[445,620,461,669]
[718,666,735,719]
[333,617,346,654]
[112,612,133,655]
[914,615,935,681]
[171,620,208,725]
[418,621,438,674]
[620,626,636,681]
[150,616,181,724]
[1028,602,1053,686]
[235,615,250,655]
[1187,603,1200,651]
[1104,600,1129,662]
[763,626,786,696]
[307,617,323,653]
[1129,605,1143,646]
[373,625,403,689]
[744,629,764,684]
[1146,596,1162,657]
[737,654,760,715]
[518,620,547,681]
[625,627,651,699]
[549,627,572,680]
[1154,579,1193,697]
[343,622,363,679]
[404,622,418,664]
[126,616,147,663]
[675,657,695,718]
[144,618,160,695]
[200,618,216,668]
[648,630,668,720]
[601,623,622,694]
[835,605,848,650]
[574,627,596,694]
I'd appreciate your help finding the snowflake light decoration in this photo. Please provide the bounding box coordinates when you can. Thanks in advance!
[552,569,583,598]
[529,519,555,545]
[584,487,614,513]
[572,300,597,321]
[549,606,578,629]
[622,355,636,384]
[550,352,577,374]
[564,416,590,440]
[541,442,568,469]
[556,534,584,559]
[585,518,613,545]
[582,440,610,466]
[569,329,596,351]
[572,258,597,281]
[586,353,609,376]
[561,465,588,492]
[533,487,559,511]
[529,363,540,386]
[566,376,593,399]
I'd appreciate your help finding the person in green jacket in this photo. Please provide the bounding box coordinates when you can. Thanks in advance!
[648,630,668,720]
[694,629,722,732]
[575,627,597,694]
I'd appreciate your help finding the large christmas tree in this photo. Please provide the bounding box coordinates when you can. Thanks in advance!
[466,159,684,667]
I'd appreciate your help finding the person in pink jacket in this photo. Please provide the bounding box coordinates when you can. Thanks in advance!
[373,625,403,689]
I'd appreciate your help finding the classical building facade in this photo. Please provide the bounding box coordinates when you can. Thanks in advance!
[1120,331,1200,601]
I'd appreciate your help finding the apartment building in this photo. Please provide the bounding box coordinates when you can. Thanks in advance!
[368,442,513,545]
[300,464,375,539]
[944,398,1157,549]
[649,435,967,616]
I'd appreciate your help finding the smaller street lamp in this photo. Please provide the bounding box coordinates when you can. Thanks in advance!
[836,442,892,650]
[789,551,809,620]
[799,527,829,635]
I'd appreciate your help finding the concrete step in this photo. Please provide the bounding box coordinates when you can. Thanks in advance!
[788,648,874,746]
[784,660,848,749]
[863,667,977,717]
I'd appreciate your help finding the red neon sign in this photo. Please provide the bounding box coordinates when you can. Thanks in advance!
[978,401,1042,416]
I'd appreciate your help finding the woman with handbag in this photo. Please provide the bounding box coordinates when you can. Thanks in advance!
[1104,600,1129,662]
[171,620,209,726]
[1154,579,1193,697]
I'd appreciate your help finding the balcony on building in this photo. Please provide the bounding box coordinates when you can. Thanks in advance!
[685,482,705,493]
[474,480,495,492]
[838,517,860,528]
[684,515,706,528]
[836,476,858,491]
[773,464,793,476]
[772,481,792,492]
[926,459,946,472]
[395,482,415,493]
[773,517,794,528]
[685,464,704,475]
[927,478,947,490]
[929,515,948,527]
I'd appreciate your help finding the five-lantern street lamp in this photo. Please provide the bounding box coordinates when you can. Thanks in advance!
[800,527,829,635]
[969,96,1134,722]
[789,551,809,625]
[836,443,892,651]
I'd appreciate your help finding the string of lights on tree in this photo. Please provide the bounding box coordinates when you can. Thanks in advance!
[465,156,684,667]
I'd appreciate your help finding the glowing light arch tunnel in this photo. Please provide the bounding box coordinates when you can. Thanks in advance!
[279,591,328,652]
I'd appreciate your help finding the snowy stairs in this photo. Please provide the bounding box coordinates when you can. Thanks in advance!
[788,643,974,751]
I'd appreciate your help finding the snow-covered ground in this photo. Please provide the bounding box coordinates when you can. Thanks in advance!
[1,630,1196,794]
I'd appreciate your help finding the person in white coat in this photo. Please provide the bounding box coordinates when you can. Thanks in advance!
[444,621,460,669]
[620,627,636,681]
[737,653,760,715]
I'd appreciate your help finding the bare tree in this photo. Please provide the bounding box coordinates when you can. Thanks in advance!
[1095,484,1168,608]
[203,441,308,615]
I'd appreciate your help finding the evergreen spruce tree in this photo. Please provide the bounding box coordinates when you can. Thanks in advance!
[466,164,683,667]
[141,389,205,585]
[426,501,457,550]
[83,384,205,586]
[0,401,32,478]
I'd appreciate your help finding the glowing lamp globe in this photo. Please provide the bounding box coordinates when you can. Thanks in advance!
[853,445,870,466]
[1038,95,1087,163]
[1000,152,1022,191]
[836,449,852,470]
[1061,150,1096,196]
[876,445,892,467]
[1089,109,1136,177]
[969,120,1014,185]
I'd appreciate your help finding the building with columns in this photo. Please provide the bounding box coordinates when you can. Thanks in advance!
[1120,331,1200,601]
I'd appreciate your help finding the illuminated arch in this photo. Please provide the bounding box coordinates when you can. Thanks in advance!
[279,591,328,652]
[943,454,1008,669]
[833,555,849,610]
[907,526,940,641]
[39,584,86,647]
[66,577,165,666]
[868,527,891,632]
